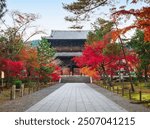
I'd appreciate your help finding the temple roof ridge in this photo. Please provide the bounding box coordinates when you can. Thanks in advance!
[47,30,90,40]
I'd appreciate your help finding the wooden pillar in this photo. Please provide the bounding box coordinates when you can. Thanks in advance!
[117,87,119,94]
[106,86,108,90]
[122,88,124,96]
[71,67,74,76]
[28,87,31,94]
[20,84,24,97]
[139,91,142,102]
[11,85,16,100]
[129,89,132,100]
[112,86,114,92]
[90,77,93,83]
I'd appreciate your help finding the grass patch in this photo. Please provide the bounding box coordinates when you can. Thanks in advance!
[94,80,150,108]
[0,82,57,104]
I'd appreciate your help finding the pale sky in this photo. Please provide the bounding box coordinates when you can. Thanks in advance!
[3,0,148,40]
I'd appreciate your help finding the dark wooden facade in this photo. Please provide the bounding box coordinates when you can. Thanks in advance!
[48,39,85,52]
[46,30,89,75]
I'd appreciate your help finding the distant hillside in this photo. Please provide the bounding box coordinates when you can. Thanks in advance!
[31,40,40,47]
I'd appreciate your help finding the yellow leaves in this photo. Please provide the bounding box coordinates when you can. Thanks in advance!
[80,67,99,79]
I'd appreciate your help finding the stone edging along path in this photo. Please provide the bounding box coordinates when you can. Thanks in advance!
[0,83,64,112]
[88,83,150,112]
[0,83,150,112]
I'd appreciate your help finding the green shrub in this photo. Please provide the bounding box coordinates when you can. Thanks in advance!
[13,80,22,89]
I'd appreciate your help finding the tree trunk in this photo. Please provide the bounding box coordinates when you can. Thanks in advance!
[115,23,135,92]
[144,66,148,82]
[120,44,135,92]
[101,65,112,87]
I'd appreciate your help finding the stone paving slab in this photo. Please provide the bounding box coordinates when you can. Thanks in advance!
[26,83,127,112]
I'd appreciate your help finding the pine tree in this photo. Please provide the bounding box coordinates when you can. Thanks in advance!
[37,38,55,65]
[0,0,7,19]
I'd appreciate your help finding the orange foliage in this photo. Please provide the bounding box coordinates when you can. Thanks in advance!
[18,46,39,68]
[144,26,150,41]
[111,29,122,42]
[111,26,137,42]
[80,67,99,79]
[112,7,150,42]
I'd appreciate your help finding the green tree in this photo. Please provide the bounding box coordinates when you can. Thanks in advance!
[0,0,7,19]
[103,43,121,56]
[128,30,150,82]
[64,0,149,92]
[63,0,149,28]
[0,11,43,60]
[37,38,56,83]
[87,18,114,44]
[37,38,55,65]
[0,32,24,60]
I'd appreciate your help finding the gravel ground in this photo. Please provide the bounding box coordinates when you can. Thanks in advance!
[0,83,64,112]
[88,83,150,112]
[0,83,149,112]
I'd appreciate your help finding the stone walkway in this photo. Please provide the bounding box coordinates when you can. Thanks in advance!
[26,83,126,112]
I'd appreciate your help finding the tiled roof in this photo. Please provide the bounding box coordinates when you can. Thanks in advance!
[47,30,89,39]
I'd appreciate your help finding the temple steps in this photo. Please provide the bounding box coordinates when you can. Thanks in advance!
[60,76,91,83]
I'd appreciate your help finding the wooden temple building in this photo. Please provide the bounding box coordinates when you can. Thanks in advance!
[46,30,89,75]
